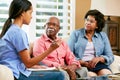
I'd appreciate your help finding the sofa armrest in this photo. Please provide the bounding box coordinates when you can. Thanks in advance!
[110,55,120,73]
[0,65,14,80]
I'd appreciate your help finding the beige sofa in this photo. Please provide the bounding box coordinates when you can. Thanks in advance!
[0,65,14,80]
[110,55,120,73]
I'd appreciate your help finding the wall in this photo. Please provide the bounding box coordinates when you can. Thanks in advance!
[75,0,91,29]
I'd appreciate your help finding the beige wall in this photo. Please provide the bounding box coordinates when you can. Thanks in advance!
[75,0,91,29]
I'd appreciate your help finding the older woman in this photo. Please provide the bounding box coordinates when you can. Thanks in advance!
[68,9,114,76]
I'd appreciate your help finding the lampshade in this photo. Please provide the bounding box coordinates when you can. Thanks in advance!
[90,0,120,17]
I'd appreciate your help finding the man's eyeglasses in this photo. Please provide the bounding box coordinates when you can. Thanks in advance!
[46,22,60,27]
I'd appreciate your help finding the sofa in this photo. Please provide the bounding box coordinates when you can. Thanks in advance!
[110,54,120,73]
[0,65,14,80]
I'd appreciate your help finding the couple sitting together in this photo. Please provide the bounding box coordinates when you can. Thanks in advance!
[0,0,113,79]
[32,9,114,80]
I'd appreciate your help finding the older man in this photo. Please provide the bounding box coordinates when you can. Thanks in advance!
[33,16,88,80]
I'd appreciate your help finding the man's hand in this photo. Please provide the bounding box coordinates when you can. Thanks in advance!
[61,64,78,80]
[49,39,62,51]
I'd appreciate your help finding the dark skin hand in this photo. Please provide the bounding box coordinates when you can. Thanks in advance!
[79,57,105,69]
[61,64,78,80]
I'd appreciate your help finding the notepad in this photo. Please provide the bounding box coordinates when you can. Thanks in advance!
[27,67,57,71]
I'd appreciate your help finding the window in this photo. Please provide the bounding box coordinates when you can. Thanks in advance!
[0,0,75,42]
[0,0,11,32]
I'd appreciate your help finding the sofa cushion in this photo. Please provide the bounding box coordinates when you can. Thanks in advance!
[110,55,120,73]
[0,65,14,80]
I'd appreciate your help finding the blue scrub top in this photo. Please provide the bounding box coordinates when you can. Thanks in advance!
[0,24,31,79]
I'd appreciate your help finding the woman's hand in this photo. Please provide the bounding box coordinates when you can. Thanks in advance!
[88,57,101,69]
[79,60,89,67]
